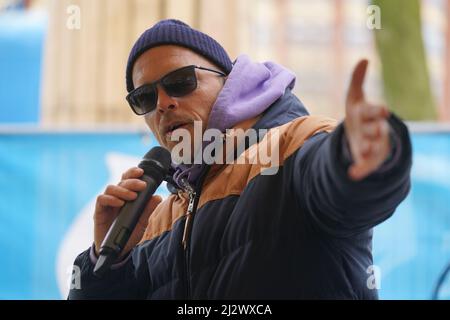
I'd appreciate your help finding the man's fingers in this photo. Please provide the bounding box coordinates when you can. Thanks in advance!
[348,158,378,181]
[118,179,147,191]
[105,184,139,201]
[360,140,372,158]
[361,122,379,140]
[361,104,390,121]
[97,194,125,208]
[348,136,390,181]
[348,164,369,181]
[346,59,368,106]
[101,178,149,209]
[121,167,144,180]
[344,59,392,181]
[358,137,384,159]
[362,120,389,140]
[361,121,382,140]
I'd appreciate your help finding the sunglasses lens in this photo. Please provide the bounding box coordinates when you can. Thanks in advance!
[129,86,157,115]
[127,66,199,115]
[163,67,197,97]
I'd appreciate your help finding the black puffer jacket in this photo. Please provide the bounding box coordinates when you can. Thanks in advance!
[69,89,412,299]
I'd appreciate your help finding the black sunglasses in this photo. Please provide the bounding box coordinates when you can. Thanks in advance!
[126,65,227,115]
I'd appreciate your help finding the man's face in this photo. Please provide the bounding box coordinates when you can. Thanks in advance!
[131,45,226,152]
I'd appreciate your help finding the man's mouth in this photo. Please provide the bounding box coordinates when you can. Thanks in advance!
[163,121,191,138]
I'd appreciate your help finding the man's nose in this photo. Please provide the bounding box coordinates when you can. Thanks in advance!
[156,85,177,113]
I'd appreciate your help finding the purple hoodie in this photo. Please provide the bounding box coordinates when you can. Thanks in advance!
[172,54,296,188]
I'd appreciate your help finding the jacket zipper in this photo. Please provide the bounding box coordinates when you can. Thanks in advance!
[182,190,195,299]
[179,177,201,300]
[182,190,196,250]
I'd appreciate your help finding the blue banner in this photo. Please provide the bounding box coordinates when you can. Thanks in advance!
[0,131,449,299]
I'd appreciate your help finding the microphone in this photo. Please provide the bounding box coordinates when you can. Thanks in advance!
[93,146,171,277]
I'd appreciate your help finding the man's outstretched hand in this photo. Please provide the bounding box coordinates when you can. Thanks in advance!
[344,59,391,181]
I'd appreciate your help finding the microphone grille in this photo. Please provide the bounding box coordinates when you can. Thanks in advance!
[143,146,172,171]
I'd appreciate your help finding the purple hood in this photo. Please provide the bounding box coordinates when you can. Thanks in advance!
[172,54,296,188]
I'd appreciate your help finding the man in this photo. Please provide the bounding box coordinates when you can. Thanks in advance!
[69,19,411,299]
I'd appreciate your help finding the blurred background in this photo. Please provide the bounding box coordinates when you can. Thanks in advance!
[0,0,449,299]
